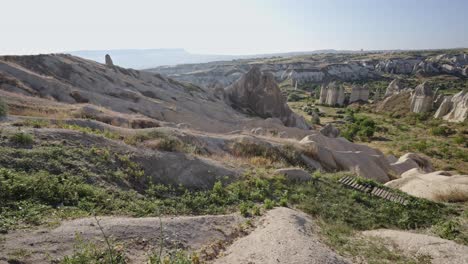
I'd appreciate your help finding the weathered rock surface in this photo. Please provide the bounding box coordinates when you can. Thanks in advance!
[385,168,468,202]
[214,207,350,264]
[384,79,404,97]
[274,168,312,182]
[320,123,340,138]
[434,90,468,122]
[319,82,345,106]
[363,229,468,264]
[0,213,246,264]
[434,95,453,118]
[389,153,433,176]
[299,134,392,182]
[0,54,311,136]
[150,52,468,89]
[349,84,369,103]
[375,58,422,74]
[410,82,434,113]
[376,90,412,116]
[224,67,309,129]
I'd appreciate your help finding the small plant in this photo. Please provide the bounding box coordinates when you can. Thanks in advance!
[9,132,34,146]
[239,201,251,217]
[263,198,274,209]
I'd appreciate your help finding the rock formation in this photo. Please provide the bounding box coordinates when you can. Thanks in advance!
[434,96,453,118]
[349,84,369,103]
[385,79,404,97]
[410,82,434,113]
[376,91,412,116]
[375,58,422,74]
[433,93,445,108]
[320,123,340,138]
[318,84,328,104]
[385,168,468,202]
[224,67,310,129]
[319,82,345,106]
[105,54,114,67]
[434,90,468,122]
[363,229,468,264]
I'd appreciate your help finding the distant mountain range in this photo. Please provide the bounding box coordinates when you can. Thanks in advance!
[68,49,365,69]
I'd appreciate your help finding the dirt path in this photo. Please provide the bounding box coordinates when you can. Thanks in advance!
[363,229,468,264]
[212,207,350,264]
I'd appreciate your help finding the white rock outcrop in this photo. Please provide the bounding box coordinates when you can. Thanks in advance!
[410,82,434,113]
[434,95,453,118]
[385,169,468,202]
[434,90,468,122]
[319,82,345,106]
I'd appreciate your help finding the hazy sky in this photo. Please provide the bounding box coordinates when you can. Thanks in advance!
[2,0,467,55]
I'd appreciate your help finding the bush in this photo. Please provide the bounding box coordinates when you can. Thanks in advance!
[264,198,274,209]
[0,99,7,117]
[9,132,34,146]
[341,114,377,142]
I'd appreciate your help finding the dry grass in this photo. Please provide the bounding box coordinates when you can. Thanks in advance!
[433,188,468,203]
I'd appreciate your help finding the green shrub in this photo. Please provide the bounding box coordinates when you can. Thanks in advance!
[61,237,126,264]
[239,201,251,217]
[0,99,7,117]
[9,132,34,146]
[264,198,274,209]
[341,115,376,142]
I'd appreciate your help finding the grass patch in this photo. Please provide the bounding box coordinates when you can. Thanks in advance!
[9,131,34,146]
[0,98,8,117]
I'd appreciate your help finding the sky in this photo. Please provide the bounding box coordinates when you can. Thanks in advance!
[1,0,467,55]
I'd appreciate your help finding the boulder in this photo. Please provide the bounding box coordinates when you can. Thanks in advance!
[105,54,114,67]
[274,168,312,182]
[385,168,468,202]
[349,84,369,103]
[410,82,433,113]
[389,153,433,176]
[319,123,340,138]
[299,134,391,182]
[224,67,310,129]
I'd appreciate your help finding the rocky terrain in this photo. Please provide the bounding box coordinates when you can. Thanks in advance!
[0,52,467,263]
[149,49,468,89]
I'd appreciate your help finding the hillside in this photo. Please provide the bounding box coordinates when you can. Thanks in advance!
[0,53,467,263]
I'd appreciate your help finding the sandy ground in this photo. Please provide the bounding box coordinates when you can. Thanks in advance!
[213,207,350,264]
[363,229,468,264]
